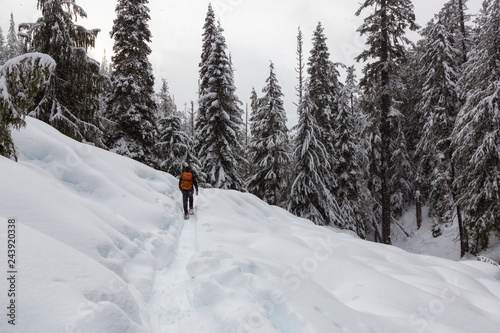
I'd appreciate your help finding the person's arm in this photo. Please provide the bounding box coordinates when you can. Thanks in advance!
[179,175,182,191]
[193,175,199,194]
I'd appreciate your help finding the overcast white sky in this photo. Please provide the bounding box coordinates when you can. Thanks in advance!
[1,0,482,126]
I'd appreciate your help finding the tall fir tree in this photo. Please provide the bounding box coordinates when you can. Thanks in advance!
[0,27,5,65]
[295,26,305,109]
[307,22,339,160]
[6,13,23,60]
[247,62,290,207]
[356,0,419,244]
[19,0,105,146]
[197,23,245,190]
[452,0,500,254]
[331,75,366,237]
[105,0,158,167]
[416,6,463,227]
[195,4,217,156]
[289,89,340,226]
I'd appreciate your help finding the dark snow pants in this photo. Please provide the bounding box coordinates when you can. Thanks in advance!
[182,189,194,215]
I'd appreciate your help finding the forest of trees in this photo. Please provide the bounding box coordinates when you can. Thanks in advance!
[1,0,499,257]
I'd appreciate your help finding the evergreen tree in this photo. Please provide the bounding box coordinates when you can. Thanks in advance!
[356,0,419,244]
[105,0,158,167]
[197,24,245,190]
[157,79,177,117]
[157,111,201,178]
[295,27,305,109]
[195,4,217,156]
[6,13,23,60]
[307,22,339,159]
[452,0,500,254]
[331,77,366,237]
[0,54,55,159]
[389,109,414,219]
[100,49,112,77]
[19,0,105,146]
[289,90,339,226]
[0,27,6,65]
[416,8,463,226]
[247,62,290,207]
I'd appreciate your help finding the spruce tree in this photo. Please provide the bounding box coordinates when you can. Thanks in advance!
[247,62,290,207]
[331,76,366,237]
[19,0,105,146]
[356,0,419,244]
[452,0,500,254]
[197,24,245,190]
[0,54,55,159]
[0,27,5,65]
[295,27,305,108]
[6,13,22,60]
[195,4,217,156]
[289,89,339,226]
[106,0,158,167]
[416,8,463,226]
[307,22,339,159]
[157,112,201,177]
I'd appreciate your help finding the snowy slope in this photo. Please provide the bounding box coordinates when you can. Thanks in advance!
[1,117,500,333]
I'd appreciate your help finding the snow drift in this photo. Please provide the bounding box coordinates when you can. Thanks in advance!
[1,117,500,333]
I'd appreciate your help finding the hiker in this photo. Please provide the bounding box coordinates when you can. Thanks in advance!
[179,166,199,219]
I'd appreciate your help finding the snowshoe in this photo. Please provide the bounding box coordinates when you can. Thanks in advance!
[184,214,189,220]
[189,208,195,215]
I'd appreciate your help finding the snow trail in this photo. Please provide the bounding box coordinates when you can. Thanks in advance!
[148,200,216,333]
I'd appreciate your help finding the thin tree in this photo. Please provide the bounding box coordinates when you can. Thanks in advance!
[295,27,305,109]
[356,0,419,244]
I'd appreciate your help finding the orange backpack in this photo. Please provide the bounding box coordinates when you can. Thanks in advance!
[180,172,193,190]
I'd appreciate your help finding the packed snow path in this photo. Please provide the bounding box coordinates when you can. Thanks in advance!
[149,199,217,332]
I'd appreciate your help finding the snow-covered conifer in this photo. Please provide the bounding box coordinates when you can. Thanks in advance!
[247,62,290,207]
[0,53,55,159]
[6,13,22,60]
[157,111,201,177]
[289,90,339,226]
[0,28,5,65]
[356,0,419,244]
[195,4,217,155]
[416,8,463,225]
[307,22,339,158]
[452,0,500,254]
[105,0,158,167]
[331,77,366,237]
[19,0,105,146]
[197,24,245,190]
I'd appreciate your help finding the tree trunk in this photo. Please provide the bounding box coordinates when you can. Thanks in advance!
[380,0,392,245]
[457,0,468,64]
[416,190,422,230]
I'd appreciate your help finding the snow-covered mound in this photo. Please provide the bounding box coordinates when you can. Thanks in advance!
[1,117,500,333]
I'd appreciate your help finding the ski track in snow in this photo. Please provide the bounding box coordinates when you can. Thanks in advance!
[149,198,214,333]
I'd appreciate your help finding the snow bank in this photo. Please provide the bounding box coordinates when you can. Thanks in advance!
[1,117,500,332]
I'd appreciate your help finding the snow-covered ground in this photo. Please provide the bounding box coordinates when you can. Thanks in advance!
[1,117,500,332]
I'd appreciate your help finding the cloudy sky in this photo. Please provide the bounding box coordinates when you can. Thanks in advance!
[1,0,481,126]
